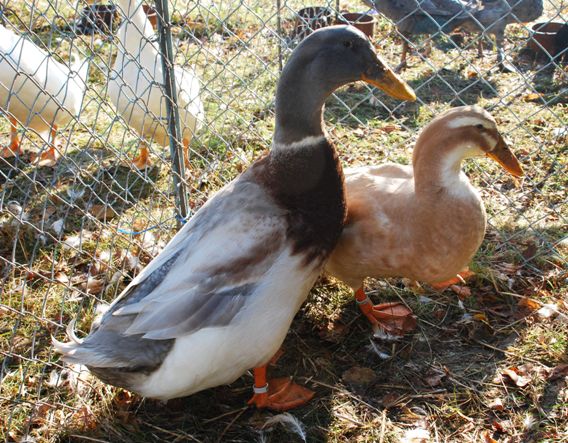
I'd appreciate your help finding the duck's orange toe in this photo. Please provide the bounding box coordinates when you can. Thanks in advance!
[248,378,314,411]
[30,147,59,167]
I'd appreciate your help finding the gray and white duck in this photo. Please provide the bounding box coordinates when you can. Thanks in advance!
[54,25,416,410]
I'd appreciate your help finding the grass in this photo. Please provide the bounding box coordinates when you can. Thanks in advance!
[0,0,567,441]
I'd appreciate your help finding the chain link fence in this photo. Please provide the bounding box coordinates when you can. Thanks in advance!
[0,0,566,440]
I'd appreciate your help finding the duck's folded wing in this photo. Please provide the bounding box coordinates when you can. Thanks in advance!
[96,179,286,341]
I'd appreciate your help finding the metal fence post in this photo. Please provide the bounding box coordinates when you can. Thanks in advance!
[154,0,190,224]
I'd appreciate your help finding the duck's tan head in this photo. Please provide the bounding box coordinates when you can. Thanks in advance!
[421,106,524,178]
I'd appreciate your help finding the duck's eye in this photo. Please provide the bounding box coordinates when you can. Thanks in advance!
[344,40,353,49]
[476,124,484,130]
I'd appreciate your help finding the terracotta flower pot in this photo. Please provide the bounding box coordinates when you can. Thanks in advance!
[528,22,566,57]
[336,12,375,38]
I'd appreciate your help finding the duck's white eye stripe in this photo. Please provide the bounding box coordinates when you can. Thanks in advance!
[447,116,488,129]
[273,135,326,150]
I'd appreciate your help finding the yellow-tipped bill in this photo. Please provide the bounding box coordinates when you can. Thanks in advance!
[361,69,416,102]
[486,136,524,178]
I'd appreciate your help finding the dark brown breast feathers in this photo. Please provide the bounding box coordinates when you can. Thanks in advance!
[252,139,346,265]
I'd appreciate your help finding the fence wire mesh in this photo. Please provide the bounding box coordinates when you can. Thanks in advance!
[0,0,566,440]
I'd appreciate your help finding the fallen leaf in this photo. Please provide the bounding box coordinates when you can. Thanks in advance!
[381,124,400,133]
[30,403,52,426]
[342,366,376,386]
[473,312,490,324]
[72,405,97,430]
[488,398,505,411]
[548,364,568,381]
[523,92,543,102]
[423,373,444,387]
[518,297,540,312]
[82,277,104,295]
[501,367,531,387]
[54,272,69,285]
[522,242,538,260]
[380,392,404,408]
[492,419,510,433]
[451,285,472,299]
[89,204,118,221]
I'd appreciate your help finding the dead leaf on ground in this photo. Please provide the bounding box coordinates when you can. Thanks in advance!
[81,277,105,295]
[89,204,118,221]
[488,398,505,411]
[548,364,568,381]
[29,403,52,426]
[71,405,97,430]
[54,272,69,285]
[451,285,472,299]
[518,297,540,312]
[380,392,406,408]
[492,419,511,433]
[342,366,376,386]
[423,369,445,387]
[483,430,498,443]
[380,124,401,133]
[500,367,531,387]
[523,92,543,102]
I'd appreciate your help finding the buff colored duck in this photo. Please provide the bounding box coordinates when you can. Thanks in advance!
[0,24,88,165]
[98,0,204,169]
[325,106,523,335]
[54,26,416,410]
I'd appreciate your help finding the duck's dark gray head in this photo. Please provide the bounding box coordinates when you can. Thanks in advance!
[287,25,416,101]
[275,25,415,144]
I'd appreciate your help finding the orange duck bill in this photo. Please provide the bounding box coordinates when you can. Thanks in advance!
[486,136,524,178]
[361,55,416,102]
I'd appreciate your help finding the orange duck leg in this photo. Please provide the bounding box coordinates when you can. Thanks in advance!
[247,354,314,411]
[1,117,22,158]
[430,268,475,291]
[354,287,417,336]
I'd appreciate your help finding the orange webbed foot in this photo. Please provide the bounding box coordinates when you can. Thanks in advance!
[122,144,152,170]
[430,269,475,291]
[0,143,22,158]
[248,378,315,411]
[30,147,60,167]
[355,288,417,336]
